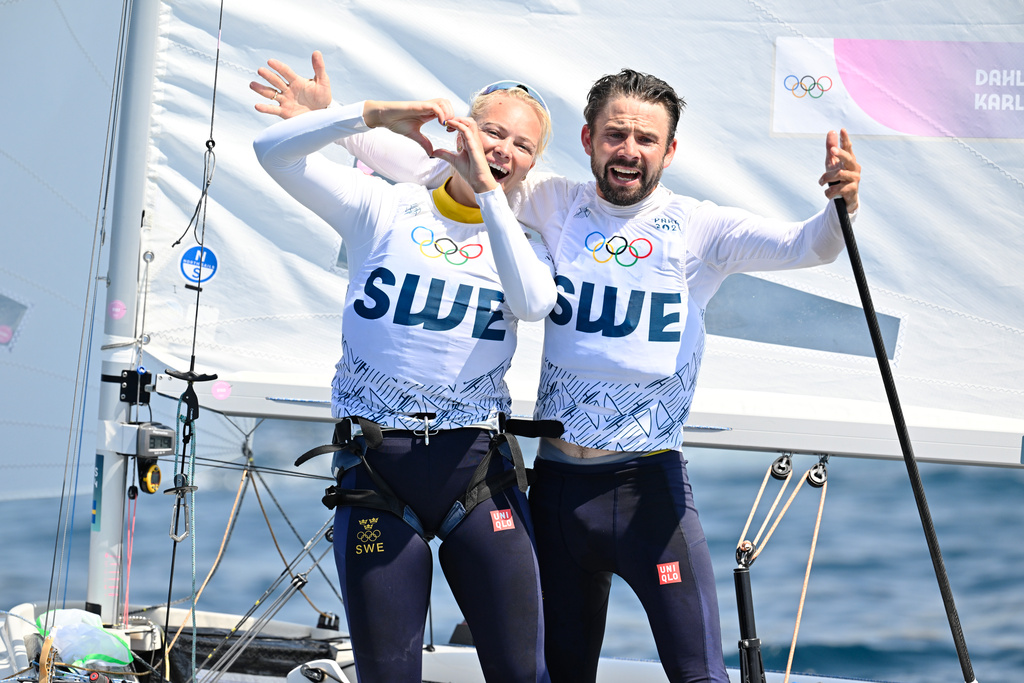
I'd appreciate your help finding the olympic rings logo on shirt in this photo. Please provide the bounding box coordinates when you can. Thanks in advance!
[356,529,381,542]
[410,226,484,266]
[584,231,654,267]
[784,75,833,99]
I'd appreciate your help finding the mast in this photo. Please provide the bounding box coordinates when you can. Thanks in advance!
[89,0,162,623]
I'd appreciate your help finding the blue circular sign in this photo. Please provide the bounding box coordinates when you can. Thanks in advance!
[180,246,218,283]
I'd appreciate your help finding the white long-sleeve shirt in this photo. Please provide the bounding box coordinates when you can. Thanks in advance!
[254,103,555,429]
[339,124,849,449]
[514,177,846,450]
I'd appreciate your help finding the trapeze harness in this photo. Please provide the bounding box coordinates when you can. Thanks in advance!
[295,413,562,541]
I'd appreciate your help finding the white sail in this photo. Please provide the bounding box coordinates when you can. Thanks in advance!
[2,1,117,500]
[4,0,1023,507]
[142,0,1024,467]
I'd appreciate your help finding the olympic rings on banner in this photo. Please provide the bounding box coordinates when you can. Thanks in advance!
[356,530,381,542]
[784,74,833,99]
[410,226,483,266]
[585,231,654,267]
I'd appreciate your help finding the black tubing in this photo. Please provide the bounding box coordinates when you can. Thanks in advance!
[834,196,976,683]
[734,567,766,683]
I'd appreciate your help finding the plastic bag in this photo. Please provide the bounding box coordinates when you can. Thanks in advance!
[36,609,132,668]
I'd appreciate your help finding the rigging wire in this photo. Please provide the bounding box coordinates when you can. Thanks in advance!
[157,0,230,679]
[736,457,797,561]
[157,454,331,482]
[122,469,141,628]
[200,557,331,683]
[740,469,809,566]
[165,455,254,649]
[735,454,830,683]
[248,471,338,616]
[184,541,334,683]
[159,396,202,678]
[34,0,344,675]
[120,425,343,621]
[252,468,345,606]
[130,432,343,628]
[110,251,159,628]
[783,477,828,683]
[45,0,135,633]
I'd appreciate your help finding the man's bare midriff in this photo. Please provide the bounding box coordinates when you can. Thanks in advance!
[542,436,618,459]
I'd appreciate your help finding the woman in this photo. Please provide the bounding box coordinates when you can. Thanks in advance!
[253,64,555,682]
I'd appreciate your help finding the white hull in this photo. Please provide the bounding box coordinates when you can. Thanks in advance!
[1,601,882,683]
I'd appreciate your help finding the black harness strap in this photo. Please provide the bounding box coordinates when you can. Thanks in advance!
[296,414,563,541]
[323,452,410,519]
[294,442,344,468]
[309,418,426,535]
[499,415,564,440]
[462,434,537,510]
[494,413,562,496]
[294,417,384,468]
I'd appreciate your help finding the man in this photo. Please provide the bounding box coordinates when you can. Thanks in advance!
[507,69,858,683]
[253,61,860,683]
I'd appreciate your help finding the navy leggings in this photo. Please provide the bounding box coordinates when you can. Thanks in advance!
[530,450,728,683]
[333,429,548,682]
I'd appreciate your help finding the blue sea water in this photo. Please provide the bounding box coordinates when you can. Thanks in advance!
[3,419,1022,683]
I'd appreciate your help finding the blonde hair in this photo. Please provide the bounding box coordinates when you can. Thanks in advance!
[469,87,552,158]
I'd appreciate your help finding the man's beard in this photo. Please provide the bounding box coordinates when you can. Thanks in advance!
[592,157,664,206]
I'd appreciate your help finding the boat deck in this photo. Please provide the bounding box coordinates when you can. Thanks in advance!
[2,603,889,683]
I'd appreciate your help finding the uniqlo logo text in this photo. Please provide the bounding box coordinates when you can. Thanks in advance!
[658,561,681,585]
[491,509,515,532]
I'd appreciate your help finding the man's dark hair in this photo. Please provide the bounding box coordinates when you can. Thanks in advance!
[584,69,685,145]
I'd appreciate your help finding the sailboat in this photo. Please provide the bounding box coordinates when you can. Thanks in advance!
[2,0,1022,682]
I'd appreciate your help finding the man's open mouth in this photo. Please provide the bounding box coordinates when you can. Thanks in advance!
[609,165,641,183]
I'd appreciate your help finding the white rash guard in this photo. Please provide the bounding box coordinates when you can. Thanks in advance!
[254,103,555,429]
[340,124,850,451]
[514,177,847,451]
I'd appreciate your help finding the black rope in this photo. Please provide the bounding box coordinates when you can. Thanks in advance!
[158,3,229,677]
[206,2,226,142]
[169,0,226,361]
[834,196,975,683]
